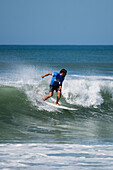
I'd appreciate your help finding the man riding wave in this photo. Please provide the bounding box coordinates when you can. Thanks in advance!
[41,69,67,105]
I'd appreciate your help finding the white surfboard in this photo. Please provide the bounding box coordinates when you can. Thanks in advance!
[45,101,77,111]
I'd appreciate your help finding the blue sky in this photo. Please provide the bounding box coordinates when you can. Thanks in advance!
[0,0,113,45]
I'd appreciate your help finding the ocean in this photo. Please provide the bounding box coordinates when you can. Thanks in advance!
[0,45,113,169]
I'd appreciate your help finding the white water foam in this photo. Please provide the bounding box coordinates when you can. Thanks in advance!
[63,76,113,107]
[0,143,113,169]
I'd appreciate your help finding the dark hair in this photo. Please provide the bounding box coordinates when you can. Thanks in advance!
[60,69,67,75]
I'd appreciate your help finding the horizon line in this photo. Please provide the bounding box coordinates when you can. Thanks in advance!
[0,44,113,46]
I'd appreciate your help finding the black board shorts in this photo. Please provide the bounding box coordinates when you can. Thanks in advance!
[49,85,60,92]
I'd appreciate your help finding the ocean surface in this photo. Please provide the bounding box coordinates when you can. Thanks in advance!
[0,45,113,169]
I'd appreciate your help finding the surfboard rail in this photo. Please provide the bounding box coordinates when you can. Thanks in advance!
[45,101,78,110]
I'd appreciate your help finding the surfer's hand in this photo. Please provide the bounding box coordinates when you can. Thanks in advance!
[41,75,44,78]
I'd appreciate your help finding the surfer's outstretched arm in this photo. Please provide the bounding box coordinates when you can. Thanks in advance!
[41,72,51,78]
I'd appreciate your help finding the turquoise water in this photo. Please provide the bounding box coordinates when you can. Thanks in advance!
[0,45,113,169]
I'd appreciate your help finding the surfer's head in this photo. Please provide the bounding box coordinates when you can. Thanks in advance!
[60,69,67,77]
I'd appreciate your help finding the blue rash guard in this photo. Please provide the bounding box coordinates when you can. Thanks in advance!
[50,72,64,86]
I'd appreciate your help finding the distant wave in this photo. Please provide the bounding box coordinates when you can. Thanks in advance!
[71,74,113,81]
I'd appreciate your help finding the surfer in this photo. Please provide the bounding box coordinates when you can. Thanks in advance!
[41,69,67,105]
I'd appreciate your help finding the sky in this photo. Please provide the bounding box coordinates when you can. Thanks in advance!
[0,0,113,45]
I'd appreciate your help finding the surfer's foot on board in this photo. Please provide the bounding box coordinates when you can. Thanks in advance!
[56,103,60,106]
[42,98,47,101]
[42,97,47,101]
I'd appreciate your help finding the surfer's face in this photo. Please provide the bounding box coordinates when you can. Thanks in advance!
[61,72,66,77]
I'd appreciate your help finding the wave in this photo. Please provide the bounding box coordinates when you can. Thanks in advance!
[0,74,113,110]
[71,74,113,80]
[0,75,113,142]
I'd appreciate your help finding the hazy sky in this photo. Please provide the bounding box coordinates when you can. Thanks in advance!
[0,0,113,45]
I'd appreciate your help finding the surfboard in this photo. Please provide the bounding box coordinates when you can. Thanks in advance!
[45,101,77,111]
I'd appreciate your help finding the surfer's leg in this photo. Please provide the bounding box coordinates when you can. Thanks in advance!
[42,85,54,101]
[42,92,53,101]
[56,90,61,105]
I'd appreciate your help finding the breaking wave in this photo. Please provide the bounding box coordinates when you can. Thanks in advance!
[0,72,113,110]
